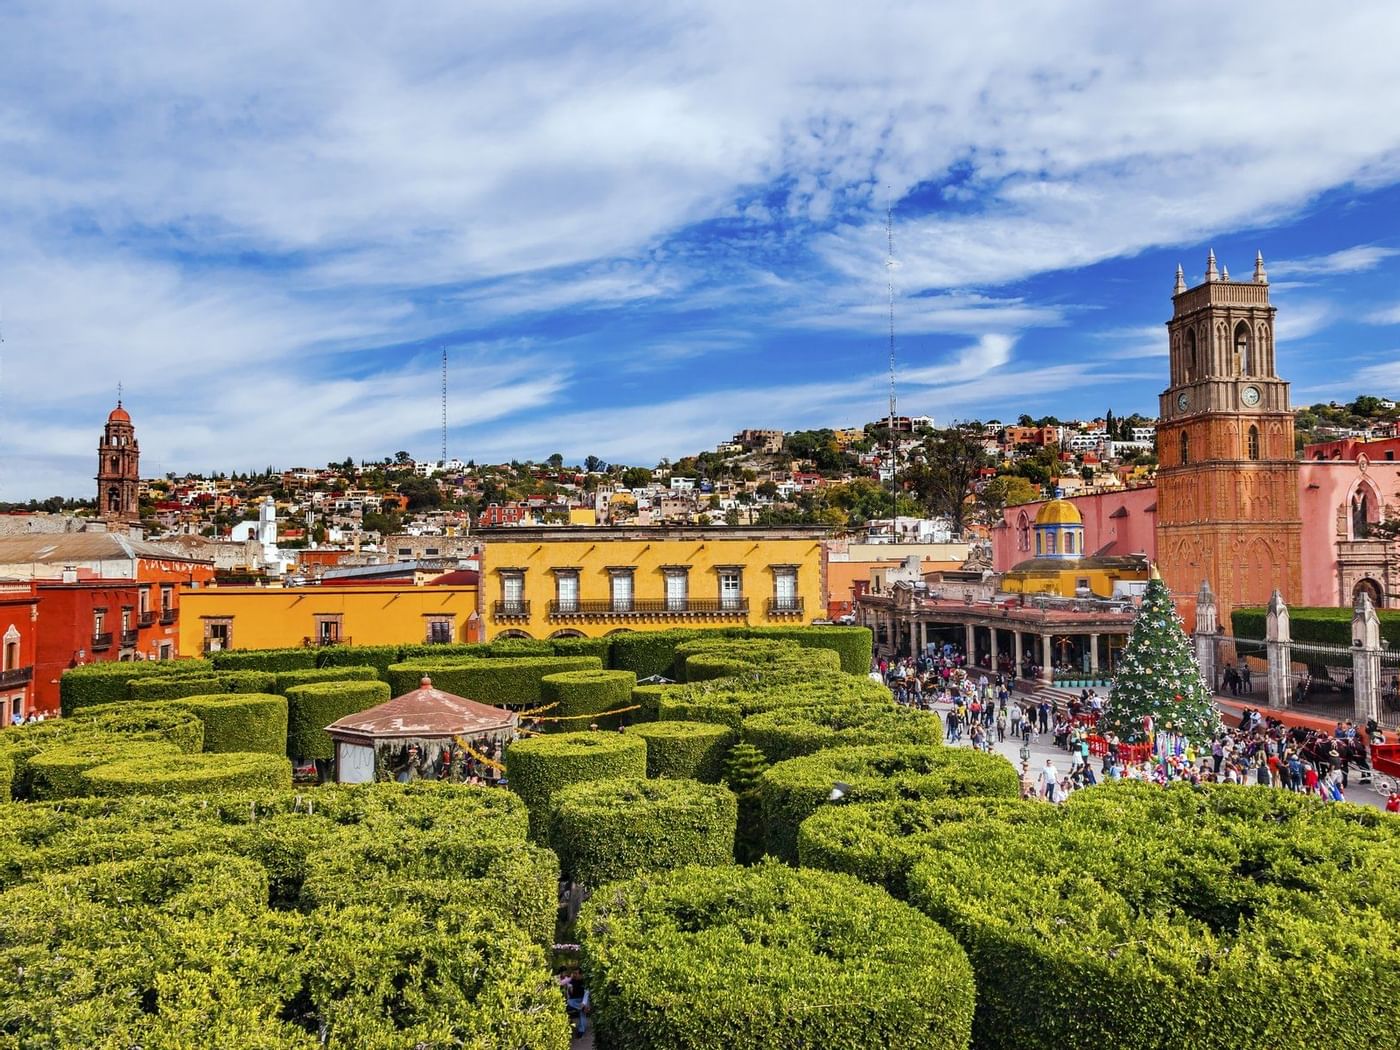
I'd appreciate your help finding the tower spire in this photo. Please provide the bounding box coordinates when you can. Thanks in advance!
[1221,262,1230,282]
[1253,250,1268,285]
[1173,264,1185,296]
[1205,249,1219,283]
[117,380,123,407]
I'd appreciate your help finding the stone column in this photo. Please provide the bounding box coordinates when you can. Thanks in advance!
[1193,580,1219,693]
[989,627,999,672]
[1041,634,1053,684]
[919,620,928,655]
[1013,631,1024,680]
[1352,591,1382,726]
[1265,589,1291,709]
[965,623,976,664]
[1089,633,1100,676]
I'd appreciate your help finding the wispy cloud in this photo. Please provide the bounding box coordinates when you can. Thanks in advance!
[1271,245,1399,277]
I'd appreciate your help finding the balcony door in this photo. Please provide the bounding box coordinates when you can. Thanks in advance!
[611,572,633,613]
[719,571,742,610]
[557,573,579,614]
[665,571,688,612]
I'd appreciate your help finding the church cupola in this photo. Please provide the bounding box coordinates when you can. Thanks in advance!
[97,399,141,524]
[1033,498,1085,560]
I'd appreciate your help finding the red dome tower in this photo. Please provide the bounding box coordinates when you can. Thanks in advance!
[97,401,140,523]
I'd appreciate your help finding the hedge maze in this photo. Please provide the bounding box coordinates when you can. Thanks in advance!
[7,623,1394,1046]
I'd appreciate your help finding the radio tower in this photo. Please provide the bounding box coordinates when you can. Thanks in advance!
[440,346,448,467]
[885,207,899,519]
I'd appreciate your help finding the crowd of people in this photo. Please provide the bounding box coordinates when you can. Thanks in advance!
[875,646,1399,810]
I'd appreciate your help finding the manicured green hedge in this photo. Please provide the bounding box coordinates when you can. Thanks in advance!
[608,629,705,677]
[27,739,183,800]
[210,647,317,672]
[741,702,943,763]
[315,643,402,674]
[59,659,213,714]
[506,731,647,841]
[396,641,492,662]
[747,625,873,675]
[285,680,390,760]
[551,777,737,886]
[386,655,602,706]
[71,702,206,754]
[657,676,892,729]
[759,745,1021,862]
[301,832,561,948]
[672,637,802,680]
[173,693,288,754]
[127,670,276,700]
[904,783,1400,1050]
[630,721,737,782]
[578,861,975,1050]
[539,668,637,730]
[798,798,1045,900]
[548,636,612,663]
[607,626,874,678]
[83,751,293,796]
[0,753,11,801]
[629,683,678,723]
[272,665,379,694]
[1233,604,1400,648]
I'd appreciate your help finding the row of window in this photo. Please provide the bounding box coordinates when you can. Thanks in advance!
[1178,425,1261,466]
[1182,321,1263,381]
[498,565,800,614]
[1035,531,1082,556]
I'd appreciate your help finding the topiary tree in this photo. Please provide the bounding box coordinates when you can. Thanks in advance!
[1103,573,1222,748]
[27,740,183,800]
[171,694,288,755]
[550,777,737,887]
[285,680,390,762]
[82,752,293,796]
[505,731,647,841]
[740,702,941,763]
[630,721,736,782]
[578,861,975,1050]
[538,668,637,731]
[722,742,769,864]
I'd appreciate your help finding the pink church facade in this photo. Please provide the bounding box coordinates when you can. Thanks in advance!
[993,444,1400,611]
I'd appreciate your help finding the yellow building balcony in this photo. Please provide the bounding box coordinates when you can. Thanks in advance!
[546,598,750,623]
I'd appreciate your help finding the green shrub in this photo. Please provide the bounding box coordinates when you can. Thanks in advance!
[0,752,10,801]
[629,683,676,723]
[658,675,891,729]
[59,659,212,714]
[0,720,112,797]
[538,668,636,731]
[127,670,276,700]
[759,745,1021,862]
[1233,605,1400,648]
[308,903,569,1048]
[83,752,293,796]
[315,643,402,674]
[721,742,769,864]
[272,665,379,694]
[578,861,975,1050]
[27,739,183,800]
[630,721,737,782]
[386,655,602,706]
[607,629,705,677]
[551,777,736,886]
[672,637,802,680]
[744,625,874,674]
[548,635,612,663]
[682,647,842,684]
[69,702,206,754]
[904,783,1400,1050]
[173,693,288,754]
[210,647,317,672]
[284,680,390,760]
[505,731,647,840]
[798,798,1044,899]
[742,702,942,762]
[395,641,492,662]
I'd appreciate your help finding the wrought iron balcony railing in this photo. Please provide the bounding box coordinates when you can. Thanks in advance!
[91,632,113,651]
[547,598,749,620]
[766,597,805,617]
[0,666,33,688]
[493,600,532,620]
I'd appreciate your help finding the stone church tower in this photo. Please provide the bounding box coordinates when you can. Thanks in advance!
[1155,251,1302,623]
[97,401,140,524]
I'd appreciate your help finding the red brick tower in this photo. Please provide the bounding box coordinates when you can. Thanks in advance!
[97,401,140,524]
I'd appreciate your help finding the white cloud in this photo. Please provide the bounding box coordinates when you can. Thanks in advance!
[1366,304,1400,326]
[5,2,1400,493]
[1271,245,1399,277]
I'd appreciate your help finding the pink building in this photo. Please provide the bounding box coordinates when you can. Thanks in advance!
[993,487,1158,572]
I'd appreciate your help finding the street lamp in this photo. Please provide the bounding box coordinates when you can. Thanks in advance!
[1019,743,1031,764]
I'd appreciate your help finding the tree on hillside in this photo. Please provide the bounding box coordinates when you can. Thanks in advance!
[904,427,989,534]
[584,455,605,473]
[620,467,652,489]
[1104,574,1222,749]
[982,474,1041,512]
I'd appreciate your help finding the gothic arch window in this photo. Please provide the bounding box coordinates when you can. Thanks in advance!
[106,487,121,513]
[1247,425,1260,460]
[109,456,119,472]
[1016,512,1031,552]
[1234,321,1252,374]
[1350,481,1381,539]
[1184,327,1197,380]
[1179,430,1189,466]
[1354,578,1384,608]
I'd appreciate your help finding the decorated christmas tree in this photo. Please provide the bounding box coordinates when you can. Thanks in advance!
[1104,569,1222,747]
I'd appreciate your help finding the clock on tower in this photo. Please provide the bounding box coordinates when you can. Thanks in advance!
[1155,250,1302,625]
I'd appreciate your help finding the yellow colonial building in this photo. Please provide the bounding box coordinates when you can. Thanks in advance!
[480,525,828,640]
[178,584,480,656]
[999,499,1151,599]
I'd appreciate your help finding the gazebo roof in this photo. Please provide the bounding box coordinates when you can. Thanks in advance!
[326,676,517,744]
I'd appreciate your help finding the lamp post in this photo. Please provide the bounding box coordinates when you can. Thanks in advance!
[1019,742,1031,765]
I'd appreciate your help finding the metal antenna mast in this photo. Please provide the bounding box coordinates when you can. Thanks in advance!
[440,346,448,466]
[885,206,899,518]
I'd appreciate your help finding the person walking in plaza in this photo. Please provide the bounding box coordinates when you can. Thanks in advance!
[1038,699,1051,735]
[996,708,1007,743]
[1009,702,1022,737]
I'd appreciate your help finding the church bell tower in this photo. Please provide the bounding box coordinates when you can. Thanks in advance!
[97,400,141,524]
[1155,251,1302,622]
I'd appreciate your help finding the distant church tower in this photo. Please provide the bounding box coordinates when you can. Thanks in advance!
[97,400,140,524]
[1155,251,1302,622]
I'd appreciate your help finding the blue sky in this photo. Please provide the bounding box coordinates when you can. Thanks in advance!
[3,2,1400,499]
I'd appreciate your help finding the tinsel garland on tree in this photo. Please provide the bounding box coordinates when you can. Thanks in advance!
[1103,573,1222,747]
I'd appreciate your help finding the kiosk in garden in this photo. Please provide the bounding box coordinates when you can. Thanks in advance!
[325,675,517,784]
